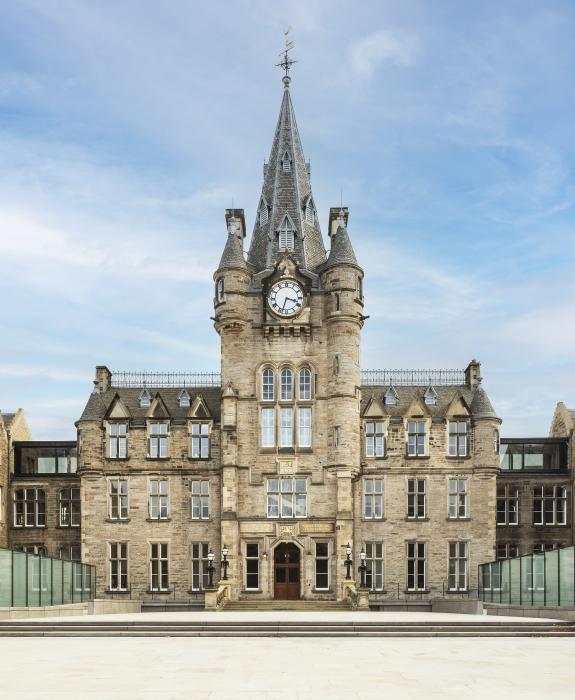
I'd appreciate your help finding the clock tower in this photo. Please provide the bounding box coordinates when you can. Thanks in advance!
[213,63,364,602]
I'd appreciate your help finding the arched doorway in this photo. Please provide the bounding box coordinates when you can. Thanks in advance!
[274,542,300,600]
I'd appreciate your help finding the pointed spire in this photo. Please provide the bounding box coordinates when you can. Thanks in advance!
[324,208,360,269]
[247,81,326,273]
[217,210,248,272]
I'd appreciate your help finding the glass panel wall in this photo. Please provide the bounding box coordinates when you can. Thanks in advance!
[0,548,95,607]
[500,439,568,472]
[479,545,575,607]
[14,443,78,475]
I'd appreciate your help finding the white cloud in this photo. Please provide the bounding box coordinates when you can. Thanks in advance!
[348,30,420,78]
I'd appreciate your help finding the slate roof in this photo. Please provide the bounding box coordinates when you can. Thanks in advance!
[79,387,221,424]
[360,384,499,419]
[469,386,500,419]
[247,83,326,273]
[323,224,360,269]
[217,231,248,272]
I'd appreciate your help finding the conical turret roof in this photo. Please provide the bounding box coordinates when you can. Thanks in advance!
[325,222,359,269]
[470,385,499,419]
[247,80,326,273]
[217,217,248,272]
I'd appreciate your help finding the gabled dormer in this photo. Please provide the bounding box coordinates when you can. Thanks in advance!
[384,385,399,406]
[147,393,171,420]
[188,395,212,421]
[139,387,152,408]
[424,384,438,406]
[177,388,191,409]
[278,213,296,252]
[105,393,131,421]
[362,396,386,419]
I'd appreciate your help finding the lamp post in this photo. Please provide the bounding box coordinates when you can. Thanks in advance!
[344,543,352,580]
[207,548,215,588]
[359,547,368,588]
[221,544,229,581]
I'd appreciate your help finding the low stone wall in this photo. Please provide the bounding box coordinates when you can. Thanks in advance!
[432,599,483,615]
[0,599,141,619]
[485,603,575,622]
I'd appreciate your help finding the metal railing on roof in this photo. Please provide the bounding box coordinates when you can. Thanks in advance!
[361,369,466,386]
[111,371,221,388]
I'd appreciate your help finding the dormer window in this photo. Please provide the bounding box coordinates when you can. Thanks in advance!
[278,216,295,251]
[139,388,152,408]
[305,201,314,225]
[424,386,438,406]
[259,203,269,226]
[282,151,291,172]
[385,386,398,406]
[178,389,191,409]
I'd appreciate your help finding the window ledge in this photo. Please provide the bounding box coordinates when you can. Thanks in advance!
[404,589,430,595]
[446,517,471,522]
[404,517,429,522]
[146,518,172,523]
[445,589,469,595]
[147,589,172,595]
[405,456,430,460]
[532,524,569,528]
[188,457,211,461]
[11,525,46,529]
[446,456,471,460]
[106,458,129,462]
[362,518,386,522]
[496,523,519,527]
[56,524,81,529]
[105,518,131,524]
[105,589,130,595]
[242,589,263,594]
[146,457,170,462]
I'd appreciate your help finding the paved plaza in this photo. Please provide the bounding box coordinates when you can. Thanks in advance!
[2,612,575,699]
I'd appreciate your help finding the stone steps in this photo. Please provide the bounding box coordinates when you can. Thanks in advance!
[0,619,573,637]
[224,600,350,611]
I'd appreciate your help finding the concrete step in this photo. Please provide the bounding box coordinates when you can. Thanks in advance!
[0,619,573,637]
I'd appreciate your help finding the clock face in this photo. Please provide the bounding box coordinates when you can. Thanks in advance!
[268,280,304,317]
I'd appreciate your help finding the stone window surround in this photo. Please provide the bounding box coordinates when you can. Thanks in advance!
[447,477,469,520]
[258,363,316,403]
[147,420,170,460]
[149,541,170,593]
[108,541,129,593]
[447,418,470,458]
[107,477,129,521]
[189,420,213,460]
[405,418,430,458]
[13,487,46,528]
[106,421,128,460]
[148,478,170,521]
[447,540,469,592]
[364,419,386,459]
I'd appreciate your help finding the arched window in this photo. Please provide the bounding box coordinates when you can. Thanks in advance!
[280,368,293,401]
[262,368,275,402]
[278,216,295,252]
[299,368,312,400]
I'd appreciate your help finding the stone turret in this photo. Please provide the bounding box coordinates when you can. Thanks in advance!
[213,209,251,335]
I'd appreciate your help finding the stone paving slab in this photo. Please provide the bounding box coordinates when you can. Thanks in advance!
[1,636,575,699]
[11,610,561,623]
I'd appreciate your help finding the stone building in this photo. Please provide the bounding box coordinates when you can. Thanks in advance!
[0,409,31,548]
[72,70,504,603]
[495,403,574,561]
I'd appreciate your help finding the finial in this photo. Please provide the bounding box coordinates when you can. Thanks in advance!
[276,28,297,87]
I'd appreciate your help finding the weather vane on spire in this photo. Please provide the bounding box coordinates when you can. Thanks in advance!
[276,28,297,87]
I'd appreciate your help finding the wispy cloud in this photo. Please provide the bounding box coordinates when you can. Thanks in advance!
[348,30,420,78]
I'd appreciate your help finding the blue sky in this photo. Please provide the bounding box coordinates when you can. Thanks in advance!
[0,0,574,439]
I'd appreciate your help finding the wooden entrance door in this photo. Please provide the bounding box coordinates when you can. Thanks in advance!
[274,543,300,600]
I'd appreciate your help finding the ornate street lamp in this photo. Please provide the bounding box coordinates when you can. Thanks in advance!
[207,548,215,588]
[344,542,353,580]
[359,547,368,588]
[221,544,229,581]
